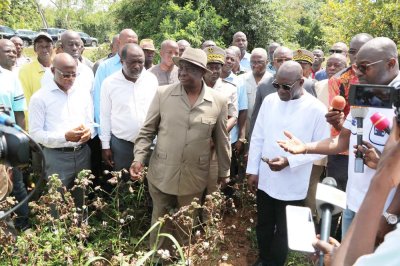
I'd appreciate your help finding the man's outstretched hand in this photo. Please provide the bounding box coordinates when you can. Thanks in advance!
[277,130,307,154]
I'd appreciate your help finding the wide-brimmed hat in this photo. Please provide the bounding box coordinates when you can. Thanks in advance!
[203,46,225,64]
[34,32,53,44]
[172,47,211,73]
[140,39,156,51]
[293,49,314,64]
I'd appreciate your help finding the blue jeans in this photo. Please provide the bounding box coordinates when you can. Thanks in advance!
[11,167,29,230]
[341,207,355,239]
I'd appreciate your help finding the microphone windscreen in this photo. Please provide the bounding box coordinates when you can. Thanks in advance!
[331,95,346,111]
[370,112,390,132]
[350,106,369,119]
[322,177,337,188]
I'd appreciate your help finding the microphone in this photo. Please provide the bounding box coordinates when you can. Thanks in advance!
[316,177,346,266]
[0,113,15,127]
[370,112,391,135]
[331,95,346,112]
[350,107,369,173]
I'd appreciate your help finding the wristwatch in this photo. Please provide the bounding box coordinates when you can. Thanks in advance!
[383,211,400,225]
[238,138,248,144]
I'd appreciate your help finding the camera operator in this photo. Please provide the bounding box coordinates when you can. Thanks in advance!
[312,116,400,265]
[277,37,400,240]
[0,39,29,231]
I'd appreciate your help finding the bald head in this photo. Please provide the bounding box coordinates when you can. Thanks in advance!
[60,30,82,59]
[251,48,268,60]
[349,33,373,64]
[10,36,23,57]
[273,46,293,72]
[276,61,304,101]
[277,61,303,80]
[268,42,280,61]
[177,39,191,57]
[118,29,138,54]
[53,52,76,69]
[201,40,216,50]
[120,43,144,60]
[0,39,17,70]
[356,37,399,84]
[232,31,248,52]
[52,53,77,91]
[330,42,348,56]
[326,53,347,78]
[160,40,179,68]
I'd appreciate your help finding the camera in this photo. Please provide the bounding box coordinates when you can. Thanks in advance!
[0,124,30,167]
[0,105,30,167]
[349,84,400,122]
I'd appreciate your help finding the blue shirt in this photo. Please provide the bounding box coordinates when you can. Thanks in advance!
[315,69,327,81]
[228,74,248,144]
[93,54,122,124]
[266,62,276,75]
[0,67,26,122]
[240,51,251,72]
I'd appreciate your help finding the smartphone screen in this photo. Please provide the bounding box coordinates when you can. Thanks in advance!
[286,205,316,253]
[349,84,393,108]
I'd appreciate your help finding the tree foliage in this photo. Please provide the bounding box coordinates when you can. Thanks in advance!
[320,0,400,46]
[112,0,228,48]
[0,0,42,29]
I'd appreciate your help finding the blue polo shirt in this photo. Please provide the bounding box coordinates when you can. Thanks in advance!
[240,51,251,72]
[0,67,26,122]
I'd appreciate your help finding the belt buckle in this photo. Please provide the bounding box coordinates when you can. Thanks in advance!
[73,145,81,151]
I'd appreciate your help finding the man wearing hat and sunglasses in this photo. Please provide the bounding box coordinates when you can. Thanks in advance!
[130,47,231,251]
[140,38,156,70]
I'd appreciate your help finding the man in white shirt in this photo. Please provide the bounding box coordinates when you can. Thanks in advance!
[29,53,94,208]
[247,61,329,266]
[278,37,400,240]
[100,44,158,171]
[237,48,272,136]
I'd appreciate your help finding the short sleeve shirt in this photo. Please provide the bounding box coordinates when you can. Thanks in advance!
[0,66,26,122]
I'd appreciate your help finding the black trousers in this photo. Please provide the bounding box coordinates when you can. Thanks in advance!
[256,190,303,266]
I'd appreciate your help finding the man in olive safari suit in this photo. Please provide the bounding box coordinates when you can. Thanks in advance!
[130,47,231,251]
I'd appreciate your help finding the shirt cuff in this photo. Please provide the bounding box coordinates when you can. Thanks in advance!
[101,141,110,149]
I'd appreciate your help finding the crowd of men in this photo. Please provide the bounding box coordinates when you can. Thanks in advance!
[1,27,400,265]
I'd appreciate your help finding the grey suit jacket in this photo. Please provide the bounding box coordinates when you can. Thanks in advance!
[249,76,316,137]
[134,82,231,195]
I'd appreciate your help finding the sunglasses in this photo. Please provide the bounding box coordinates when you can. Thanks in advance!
[329,49,343,54]
[352,59,383,74]
[55,68,79,79]
[272,79,300,91]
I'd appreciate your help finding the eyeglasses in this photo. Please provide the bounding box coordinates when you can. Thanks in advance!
[274,58,291,64]
[353,59,384,74]
[329,49,343,54]
[272,79,301,91]
[55,68,79,79]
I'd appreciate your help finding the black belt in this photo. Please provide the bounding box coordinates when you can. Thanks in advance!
[49,144,86,152]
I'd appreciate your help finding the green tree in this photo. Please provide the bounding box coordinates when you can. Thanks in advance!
[112,0,227,48]
[320,0,400,46]
[0,0,42,29]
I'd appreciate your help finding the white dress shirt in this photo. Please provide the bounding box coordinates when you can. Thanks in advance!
[29,77,94,148]
[99,69,158,149]
[247,92,329,200]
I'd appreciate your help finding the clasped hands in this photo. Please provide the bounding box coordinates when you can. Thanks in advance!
[65,124,91,143]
